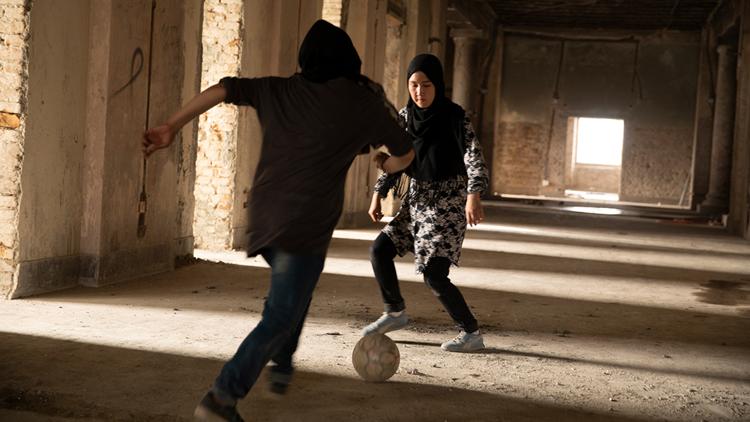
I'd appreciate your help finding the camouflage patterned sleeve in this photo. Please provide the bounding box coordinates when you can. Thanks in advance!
[463,115,489,195]
[374,172,400,197]
[373,108,410,197]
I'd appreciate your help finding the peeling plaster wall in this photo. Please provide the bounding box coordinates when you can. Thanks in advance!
[87,0,187,286]
[15,0,90,296]
[383,14,404,108]
[494,33,699,206]
[9,0,203,298]
[174,0,203,259]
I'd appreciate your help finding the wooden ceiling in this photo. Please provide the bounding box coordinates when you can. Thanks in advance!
[469,0,721,31]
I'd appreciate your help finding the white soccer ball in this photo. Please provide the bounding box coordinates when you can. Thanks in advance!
[352,333,400,382]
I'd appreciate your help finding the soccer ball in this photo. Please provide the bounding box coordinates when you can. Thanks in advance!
[352,333,400,382]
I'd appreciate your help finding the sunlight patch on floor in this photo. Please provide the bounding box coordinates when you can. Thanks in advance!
[459,237,750,275]
[335,224,750,256]
[193,250,740,317]
[462,223,750,255]
[331,227,750,275]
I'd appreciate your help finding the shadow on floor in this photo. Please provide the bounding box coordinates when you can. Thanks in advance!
[0,332,654,422]
[27,260,750,350]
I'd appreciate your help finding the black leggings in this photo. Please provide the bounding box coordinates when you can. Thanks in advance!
[369,233,478,333]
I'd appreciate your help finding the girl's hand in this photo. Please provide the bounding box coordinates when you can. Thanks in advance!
[142,124,175,157]
[368,193,384,222]
[466,193,484,226]
[373,152,389,171]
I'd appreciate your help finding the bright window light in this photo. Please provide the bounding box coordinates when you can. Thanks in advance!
[566,206,623,215]
[574,117,624,166]
[564,189,620,202]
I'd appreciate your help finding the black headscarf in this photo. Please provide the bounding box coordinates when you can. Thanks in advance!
[298,20,361,83]
[405,54,466,181]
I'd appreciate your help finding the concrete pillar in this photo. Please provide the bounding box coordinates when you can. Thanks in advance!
[690,29,717,207]
[730,2,750,238]
[383,0,438,107]
[482,30,503,197]
[702,45,737,212]
[15,0,91,296]
[451,28,484,120]
[428,0,448,62]
[175,0,203,259]
[338,0,388,228]
[347,0,387,79]
[383,14,406,109]
[386,0,431,110]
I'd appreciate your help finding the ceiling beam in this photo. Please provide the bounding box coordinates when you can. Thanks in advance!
[447,0,496,32]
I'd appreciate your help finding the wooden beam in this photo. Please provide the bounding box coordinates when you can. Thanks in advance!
[447,0,495,32]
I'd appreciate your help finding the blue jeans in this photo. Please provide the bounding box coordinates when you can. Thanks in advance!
[213,248,325,400]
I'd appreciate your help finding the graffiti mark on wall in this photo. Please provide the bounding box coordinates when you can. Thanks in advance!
[112,47,144,97]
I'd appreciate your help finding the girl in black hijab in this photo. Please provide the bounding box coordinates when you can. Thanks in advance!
[363,53,489,352]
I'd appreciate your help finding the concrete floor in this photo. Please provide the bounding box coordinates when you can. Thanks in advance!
[1,205,749,421]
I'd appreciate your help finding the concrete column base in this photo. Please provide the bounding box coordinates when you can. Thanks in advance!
[697,197,729,214]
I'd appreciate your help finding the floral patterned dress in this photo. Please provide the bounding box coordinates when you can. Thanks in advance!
[374,108,489,273]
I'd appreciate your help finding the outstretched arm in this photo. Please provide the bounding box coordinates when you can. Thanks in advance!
[142,83,227,156]
[374,149,414,175]
[368,149,414,222]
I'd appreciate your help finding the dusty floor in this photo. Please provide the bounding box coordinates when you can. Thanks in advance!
[1,205,749,421]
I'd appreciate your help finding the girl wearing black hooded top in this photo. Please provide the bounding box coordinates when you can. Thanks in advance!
[363,54,489,353]
[143,20,414,421]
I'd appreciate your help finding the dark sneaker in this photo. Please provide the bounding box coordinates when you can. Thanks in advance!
[269,370,293,395]
[440,331,485,352]
[193,391,244,422]
[361,312,409,336]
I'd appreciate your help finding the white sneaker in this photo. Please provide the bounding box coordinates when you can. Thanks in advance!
[361,312,409,336]
[441,331,485,352]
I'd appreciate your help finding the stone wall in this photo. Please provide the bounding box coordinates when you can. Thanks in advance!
[494,33,700,206]
[0,0,30,297]
[194,0,243,249]
[322,0,346,27]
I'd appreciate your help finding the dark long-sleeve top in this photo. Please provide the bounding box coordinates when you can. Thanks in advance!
[220,75,412,257]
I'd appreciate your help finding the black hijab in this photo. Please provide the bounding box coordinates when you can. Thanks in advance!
[298,20,361,83]
[405,54,466,181]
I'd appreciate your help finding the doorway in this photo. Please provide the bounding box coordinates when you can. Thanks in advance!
[564,116,624,202]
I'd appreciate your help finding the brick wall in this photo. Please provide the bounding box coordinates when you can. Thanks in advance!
[323,0,345,27]
[194,0,243,250]
[494,122,545,195]
[0,0,29,297]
